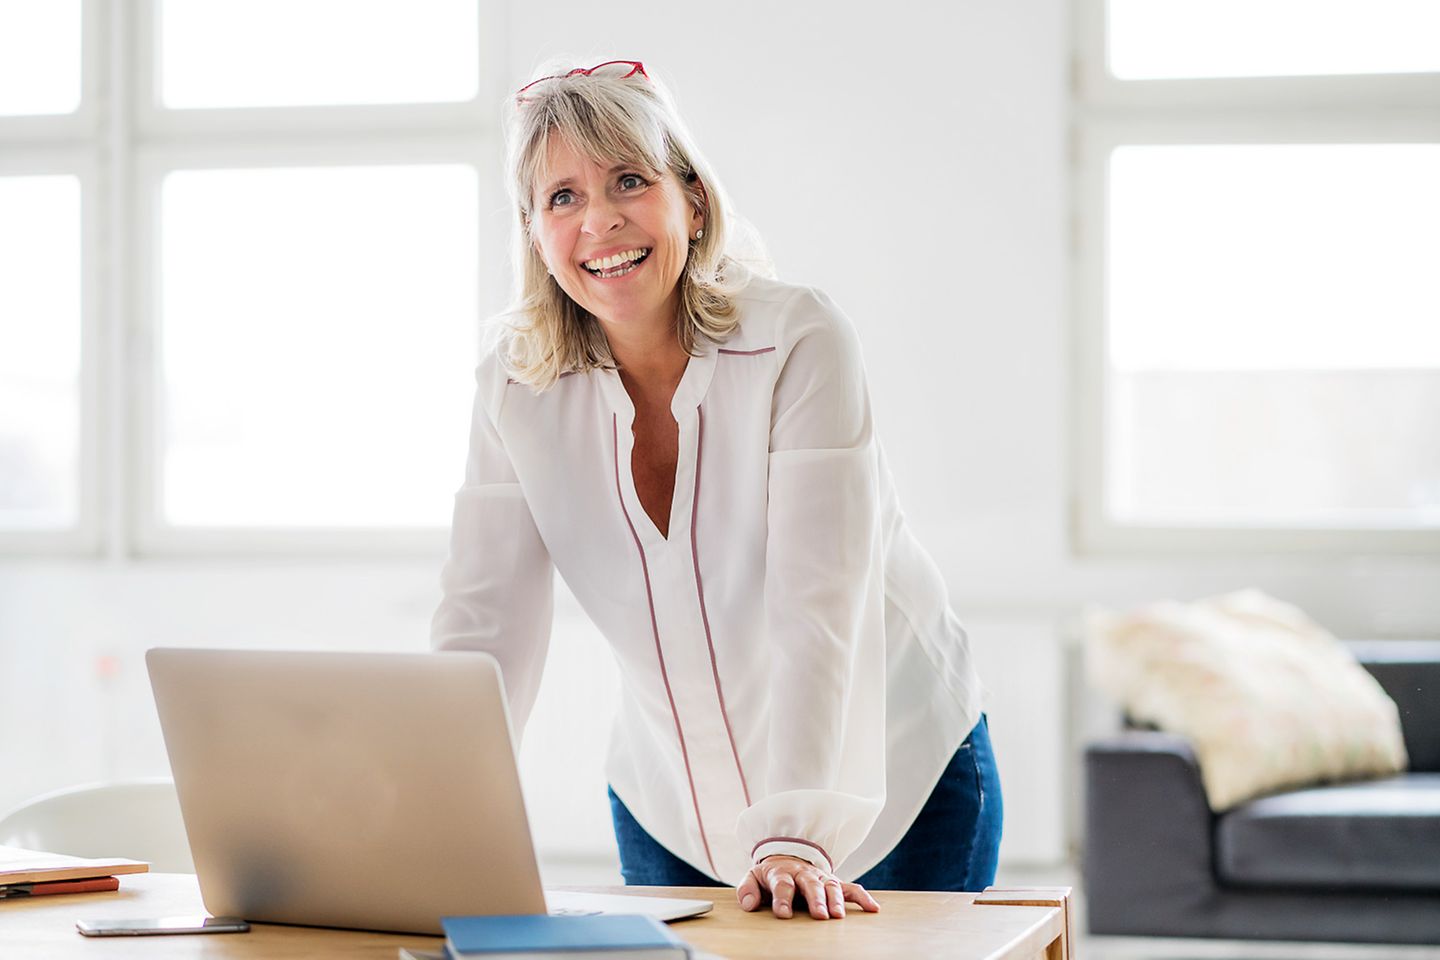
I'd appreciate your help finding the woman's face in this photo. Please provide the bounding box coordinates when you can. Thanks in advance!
[529,136,703,334]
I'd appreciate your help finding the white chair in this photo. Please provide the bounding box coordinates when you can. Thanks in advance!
[0,778,194,873]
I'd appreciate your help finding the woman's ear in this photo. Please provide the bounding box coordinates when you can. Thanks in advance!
[687,173,709,233]
[531,240,553,275]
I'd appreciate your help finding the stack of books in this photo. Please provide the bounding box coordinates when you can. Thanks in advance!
[399,913,695,959]
[0,845,149,900]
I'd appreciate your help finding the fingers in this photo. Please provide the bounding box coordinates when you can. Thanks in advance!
[746,860,873,920]
[842,881,882,913]
[736,870,763,912]
[769,873,796,919]
[824,878,846,918]
[801,876,830,919]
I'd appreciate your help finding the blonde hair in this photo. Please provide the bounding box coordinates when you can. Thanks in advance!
[497,60,755,389]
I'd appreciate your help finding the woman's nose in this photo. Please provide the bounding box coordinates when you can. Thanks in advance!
[581,195,623,236]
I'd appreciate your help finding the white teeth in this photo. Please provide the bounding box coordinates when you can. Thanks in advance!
[584,248,648,271]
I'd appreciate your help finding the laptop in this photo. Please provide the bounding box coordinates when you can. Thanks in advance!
[146,648,712,935]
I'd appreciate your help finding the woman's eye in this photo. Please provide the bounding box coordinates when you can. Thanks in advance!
[618,173,646,190]
[549,189,575,207]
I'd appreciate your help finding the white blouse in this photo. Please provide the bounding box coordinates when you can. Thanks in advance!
[432,266,983,885]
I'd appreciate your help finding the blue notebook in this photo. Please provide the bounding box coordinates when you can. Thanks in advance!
[440,914,692,959]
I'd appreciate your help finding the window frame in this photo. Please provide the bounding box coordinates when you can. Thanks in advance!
[0,0,509,558]
[1071,0,1440,556]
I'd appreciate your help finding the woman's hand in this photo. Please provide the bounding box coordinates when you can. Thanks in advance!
[736,855,881,920]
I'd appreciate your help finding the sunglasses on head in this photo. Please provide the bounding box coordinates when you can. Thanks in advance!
[515,60,649,102]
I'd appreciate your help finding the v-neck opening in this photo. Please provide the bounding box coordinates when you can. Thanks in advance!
[617,407,693,548]
[631,409,680,543]
[602,342,717,550]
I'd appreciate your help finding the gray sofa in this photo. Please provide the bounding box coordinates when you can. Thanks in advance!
[1084,639,1440,945]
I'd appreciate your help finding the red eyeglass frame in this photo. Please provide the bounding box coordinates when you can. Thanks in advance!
[515,60,648,100]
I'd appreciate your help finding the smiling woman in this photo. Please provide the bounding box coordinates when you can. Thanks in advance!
[431,58,1001,922]
[499,60,742,390]
[530,142,701,347]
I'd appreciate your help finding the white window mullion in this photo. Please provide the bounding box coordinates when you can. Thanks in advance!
[104,0,137,561]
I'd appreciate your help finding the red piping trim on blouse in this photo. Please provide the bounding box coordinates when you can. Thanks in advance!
[690,406,752,808]
[751,837,835,873]
[717,346,776,356]
[506,370,578,385]
[612,413,719,879]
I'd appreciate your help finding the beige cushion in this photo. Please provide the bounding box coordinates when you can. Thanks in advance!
[1086,589,1408,811]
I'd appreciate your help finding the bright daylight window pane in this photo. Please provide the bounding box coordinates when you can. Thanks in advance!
[1109,0,1440,79]
[160,0,479,108]
[160,165,479,527]
[0,0,80,116]
[1106,144,1440,527]
[0,176,81,528]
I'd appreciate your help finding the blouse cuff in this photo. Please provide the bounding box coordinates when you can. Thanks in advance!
[750,837,835,874]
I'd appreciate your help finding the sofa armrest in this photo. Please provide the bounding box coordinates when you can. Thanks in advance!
[1350,640,1440,772]
[1083,731,1218,935]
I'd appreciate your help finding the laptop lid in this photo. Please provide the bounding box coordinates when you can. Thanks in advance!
[147,648,547,934]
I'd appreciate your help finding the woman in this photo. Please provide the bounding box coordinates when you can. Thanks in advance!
[432,59,1001,921]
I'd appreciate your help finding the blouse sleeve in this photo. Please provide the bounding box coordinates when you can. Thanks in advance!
[431,355,555,740]
[734,287,889,876]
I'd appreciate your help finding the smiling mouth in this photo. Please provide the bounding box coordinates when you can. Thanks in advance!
[582,247,652,279]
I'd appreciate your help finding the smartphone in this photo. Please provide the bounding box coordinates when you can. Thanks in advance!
[76,916,250,937]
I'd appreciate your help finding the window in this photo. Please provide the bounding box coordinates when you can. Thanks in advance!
[0,174,84,531]
[158,0,479,108]
[155,164,478,531]
[1073,0,1440,553]
[0,1,505,555]
[0,1,82,115]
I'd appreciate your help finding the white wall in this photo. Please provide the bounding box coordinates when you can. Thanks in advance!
[3,0,1438,877]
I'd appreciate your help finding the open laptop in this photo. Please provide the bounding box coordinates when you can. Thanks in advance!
[146,648,712,935]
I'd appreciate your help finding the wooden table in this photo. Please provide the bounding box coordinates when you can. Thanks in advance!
[1,874,1073,959]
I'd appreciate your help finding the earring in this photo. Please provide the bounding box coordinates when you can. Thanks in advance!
[694,229,704,240]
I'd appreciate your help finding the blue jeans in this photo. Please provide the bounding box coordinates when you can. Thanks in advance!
[608,714,1003,891]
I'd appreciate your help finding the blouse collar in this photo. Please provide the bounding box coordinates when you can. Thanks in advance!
[595,336,719,423]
